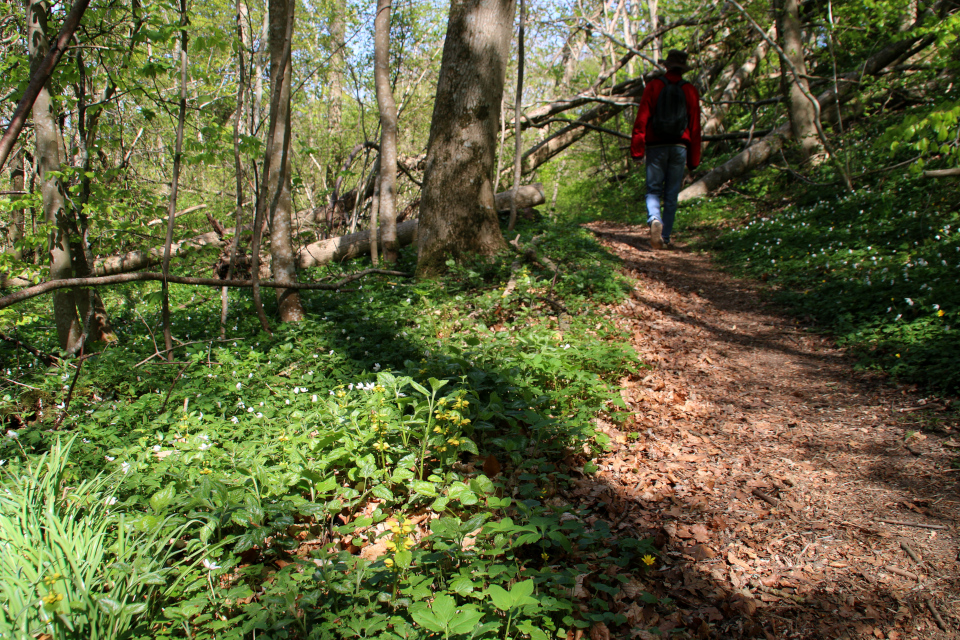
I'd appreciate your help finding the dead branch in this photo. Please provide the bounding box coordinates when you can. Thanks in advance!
[0,269,410,311]
[878,519,948,530]
[923,167,960,178]
[0,331,60,365]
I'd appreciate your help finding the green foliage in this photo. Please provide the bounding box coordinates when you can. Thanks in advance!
[0,438,186,640]
[1,227,655,638]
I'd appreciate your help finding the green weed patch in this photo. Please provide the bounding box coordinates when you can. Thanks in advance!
[0,223,657,639]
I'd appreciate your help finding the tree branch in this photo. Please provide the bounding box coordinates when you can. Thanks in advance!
[0,269,411,311]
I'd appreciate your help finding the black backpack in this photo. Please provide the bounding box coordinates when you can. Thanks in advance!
[649,76,689,141]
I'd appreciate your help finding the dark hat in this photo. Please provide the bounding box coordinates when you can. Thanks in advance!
[664,49,691,72]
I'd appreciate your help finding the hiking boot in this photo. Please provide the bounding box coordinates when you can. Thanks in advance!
[650,221,664,250]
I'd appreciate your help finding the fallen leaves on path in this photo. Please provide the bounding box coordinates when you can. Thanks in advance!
[571,222,959,639]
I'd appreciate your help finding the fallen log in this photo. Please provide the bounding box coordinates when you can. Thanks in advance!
[678,34,934,203]
[494,183,545,211]
[299,219,419,269]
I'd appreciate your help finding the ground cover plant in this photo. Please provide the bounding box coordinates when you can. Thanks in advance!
[0,221,670,639]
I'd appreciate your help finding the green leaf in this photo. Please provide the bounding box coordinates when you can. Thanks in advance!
[432,593,456,624]
[149,484,176,513]
[97,597,123,616]
[410,480,438,497]
[487,584,514,611]
[447,604,483,634]
[410,604,444,633]
[372,484,394,501]
[395,549,413,570]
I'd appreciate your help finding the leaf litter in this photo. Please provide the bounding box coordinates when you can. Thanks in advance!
[570,222,960,639]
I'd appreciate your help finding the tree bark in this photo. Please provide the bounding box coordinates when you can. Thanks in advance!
[27,0,82,353]
[223,0,249,337]
[374,0,399,263]
[416,0,516,277]
[266,0,303,321]
[775,0,822,160]
[507,0,525,233]
[161,0,189,360]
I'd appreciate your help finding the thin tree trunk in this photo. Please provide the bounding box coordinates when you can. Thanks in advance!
[26,0,82,353]
[0,0,90,172]
[370,175,380,265]
[647,0,660,63]
[162,0,189,361]
[775,0,822,161]
[416,0,516,277]
[222,0,248,338]
[374,0,399,263]
[267,0,303,322]
[507,0,525,233]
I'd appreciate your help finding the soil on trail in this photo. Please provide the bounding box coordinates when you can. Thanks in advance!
[579,222,960,639]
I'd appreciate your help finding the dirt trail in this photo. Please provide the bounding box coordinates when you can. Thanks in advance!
[582,222,959,639]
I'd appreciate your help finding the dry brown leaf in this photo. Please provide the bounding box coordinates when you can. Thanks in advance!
[589,622,610,640]
[686,544,717,561]
[690,524,710,543]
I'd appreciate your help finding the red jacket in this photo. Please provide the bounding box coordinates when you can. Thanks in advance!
[630,70,701,170]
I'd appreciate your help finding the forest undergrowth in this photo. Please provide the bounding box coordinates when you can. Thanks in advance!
[1,222,663,639]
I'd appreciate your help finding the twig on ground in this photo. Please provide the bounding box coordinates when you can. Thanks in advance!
[2,377,43,391]
[885,565,918,580]
[135,338,242,368]
[878,519,947,530]
[900,540,921,563]
[159,362,192,413]
[752,488,780,506]
[925,598,949,631]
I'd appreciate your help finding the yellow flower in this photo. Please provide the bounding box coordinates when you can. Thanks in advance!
[433,426,442,433]
[384,558,394,567]
[642,555,656,566]
[541,552,549,561]
[896,353,901,358]
[437,446,447,452]
[42,573,63,586]
[459,418,471,426]
[404,538,415,549]
[938,310,946,317]
[42,591,64,606]
[336,390,346,398]
[384,540,396,551]
[437,397,447,406]
[199,468,212,475]
[374,385,385,393]
[448,438,460,446]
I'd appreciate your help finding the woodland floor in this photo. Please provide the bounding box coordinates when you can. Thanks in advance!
[577,221,960,639]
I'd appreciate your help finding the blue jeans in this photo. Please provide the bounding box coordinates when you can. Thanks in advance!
[645,145,687,243]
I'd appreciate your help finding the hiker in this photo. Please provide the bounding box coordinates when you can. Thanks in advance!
[630,49,702,250]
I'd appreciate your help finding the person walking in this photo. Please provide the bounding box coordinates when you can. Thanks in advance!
[630,49,701,249]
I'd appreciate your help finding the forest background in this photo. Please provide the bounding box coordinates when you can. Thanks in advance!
[0,0,958,637]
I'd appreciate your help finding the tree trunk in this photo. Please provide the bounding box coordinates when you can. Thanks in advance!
[27,0,82,353]
[267,0,304,321]
[507,0,525,233]
[776,0,822,160]
[374,0,399,263]
[161,0,189,360]
[416,0,515,277]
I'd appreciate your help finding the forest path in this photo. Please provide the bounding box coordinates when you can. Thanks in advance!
[581,221,959,639]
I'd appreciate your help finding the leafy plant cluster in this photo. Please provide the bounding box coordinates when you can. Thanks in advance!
[0,223,661,639]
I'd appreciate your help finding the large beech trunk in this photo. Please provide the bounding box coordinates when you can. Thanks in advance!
[416,0,516,277]
[27,0,82,353]
[266,0,304,321]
